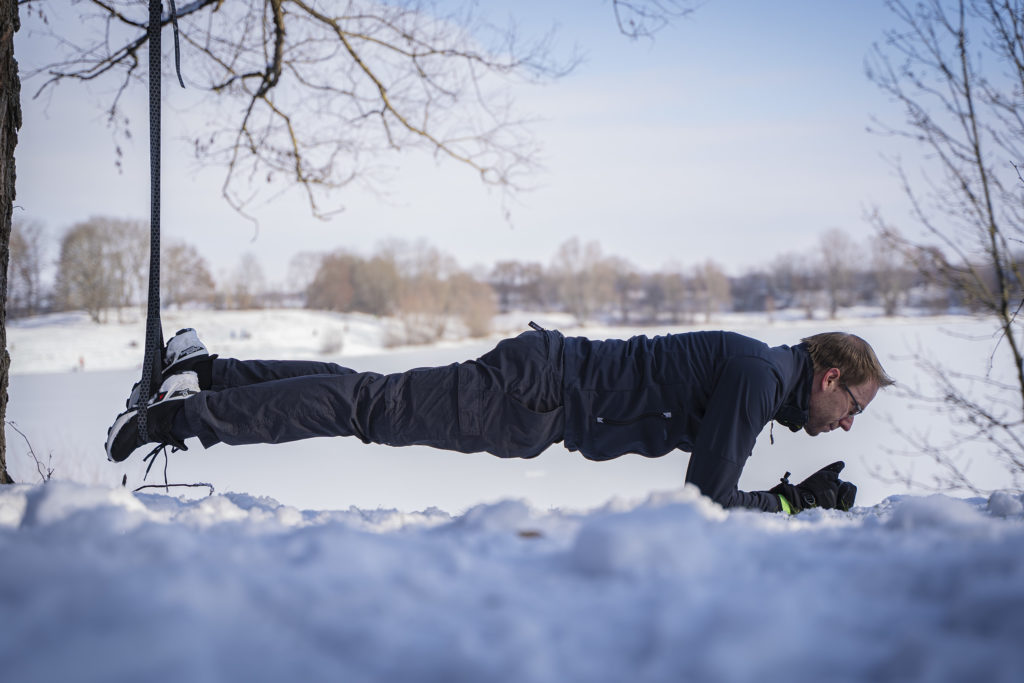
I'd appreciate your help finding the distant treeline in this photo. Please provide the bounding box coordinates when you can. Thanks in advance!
[9,217,1006,343]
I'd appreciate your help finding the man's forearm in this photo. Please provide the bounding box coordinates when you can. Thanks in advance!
[684,454,785,512]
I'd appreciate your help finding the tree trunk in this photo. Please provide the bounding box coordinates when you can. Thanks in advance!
[0,0,21,484]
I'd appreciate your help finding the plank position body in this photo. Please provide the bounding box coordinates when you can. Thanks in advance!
[107,327,893,513]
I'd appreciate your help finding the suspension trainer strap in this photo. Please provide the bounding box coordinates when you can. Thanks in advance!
[138,0,166,443]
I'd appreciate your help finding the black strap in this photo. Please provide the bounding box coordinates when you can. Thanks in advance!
[138,0,166,442]
[136,2,186,443]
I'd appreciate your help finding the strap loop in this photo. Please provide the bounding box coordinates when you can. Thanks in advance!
[168,0,185,88]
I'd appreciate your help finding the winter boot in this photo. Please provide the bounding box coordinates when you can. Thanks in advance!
[107,371,199,463]
[127,328,213,409]
[165,328,210,375]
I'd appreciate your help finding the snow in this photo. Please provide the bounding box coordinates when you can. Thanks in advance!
[1,482,1022,682]
[3,309,1024,681]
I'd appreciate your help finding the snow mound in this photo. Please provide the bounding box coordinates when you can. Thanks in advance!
[884,494,990,531]
[988,490,1024,518]
[1,483,1022,682]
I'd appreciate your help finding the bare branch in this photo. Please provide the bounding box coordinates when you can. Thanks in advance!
[612,0,699,39]
[868,0,1024,492]
[7,421,53,482]
[21,0,577,218]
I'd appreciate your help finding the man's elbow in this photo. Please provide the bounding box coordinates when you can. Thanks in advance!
[689,481,740,509]
[708,488,743,509]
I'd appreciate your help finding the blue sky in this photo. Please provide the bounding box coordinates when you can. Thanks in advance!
[14,0,912,285]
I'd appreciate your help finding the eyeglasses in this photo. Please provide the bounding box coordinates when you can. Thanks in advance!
[841,383,864,416]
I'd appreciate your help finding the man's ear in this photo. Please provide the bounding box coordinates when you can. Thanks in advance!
[822,367,841,389]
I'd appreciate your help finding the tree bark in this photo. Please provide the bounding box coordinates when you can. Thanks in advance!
[0,0,21,484]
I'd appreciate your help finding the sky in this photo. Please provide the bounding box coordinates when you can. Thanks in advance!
[13,0,912,286]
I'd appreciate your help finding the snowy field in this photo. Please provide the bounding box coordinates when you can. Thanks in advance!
[3,309,1024,682]
[5,307,1017,509]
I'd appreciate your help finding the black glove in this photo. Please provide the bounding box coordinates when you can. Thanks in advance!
[770,461,856,513]
[836,480,857,512]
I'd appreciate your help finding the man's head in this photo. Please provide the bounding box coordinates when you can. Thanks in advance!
[801,332,894,436]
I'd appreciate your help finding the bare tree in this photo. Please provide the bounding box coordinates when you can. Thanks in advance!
[287,251,324,298]
[819,228,859,319]
[654,266,692,325]
[448,270,496,338]
[8,219,47,318]
[489,260,546,312]
[352,253,401,317]
[610,257,641,325]
[692,260,731,323]
[552,237,615,326]
[306,251,359,312]
[53,217,148,322]
[0,0,19,483]
[769,251,820,319]
[380,238,457,345]
[641,272,667,323]
[304,247,404,317]
[54,222,112,322]
[23,0,580,219]
[162,240,215,308]
[108,219,149,319]
[219,252,267,309]
[730,268,774,315]
[868,0,1024,490]
[867,225,914,316]
[490,260,523,313]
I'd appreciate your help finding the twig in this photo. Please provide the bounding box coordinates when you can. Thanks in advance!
[134,482,216,496]
[6,421,53,482]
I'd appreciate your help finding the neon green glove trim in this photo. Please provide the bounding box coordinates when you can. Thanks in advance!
[778,494,794,515]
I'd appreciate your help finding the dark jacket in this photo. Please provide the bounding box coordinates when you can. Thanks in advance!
[561,331,813,512]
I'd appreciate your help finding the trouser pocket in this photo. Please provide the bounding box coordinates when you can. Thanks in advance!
[479,391,564,459]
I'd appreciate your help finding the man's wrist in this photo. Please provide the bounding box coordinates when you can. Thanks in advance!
[778,494,794,515]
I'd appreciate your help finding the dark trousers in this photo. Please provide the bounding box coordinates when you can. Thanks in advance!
[179,330,566,459]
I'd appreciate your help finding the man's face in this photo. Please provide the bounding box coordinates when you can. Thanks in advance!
[804,368,879,437]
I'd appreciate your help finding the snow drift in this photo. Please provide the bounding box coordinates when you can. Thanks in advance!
[1,482,1021,682]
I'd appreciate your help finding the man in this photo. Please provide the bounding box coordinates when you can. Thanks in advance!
[106,325,894,514]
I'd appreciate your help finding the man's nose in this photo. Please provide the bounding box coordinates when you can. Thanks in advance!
[839,415,854,432]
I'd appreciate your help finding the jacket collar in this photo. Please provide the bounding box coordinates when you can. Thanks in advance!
[773,343,813,432]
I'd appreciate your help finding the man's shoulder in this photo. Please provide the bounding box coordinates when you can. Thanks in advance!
[657,331,808,379]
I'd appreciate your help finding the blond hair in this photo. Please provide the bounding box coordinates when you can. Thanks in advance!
[801,332,895,388]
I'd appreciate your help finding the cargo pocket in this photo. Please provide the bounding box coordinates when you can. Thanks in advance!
[480,391,564,459]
